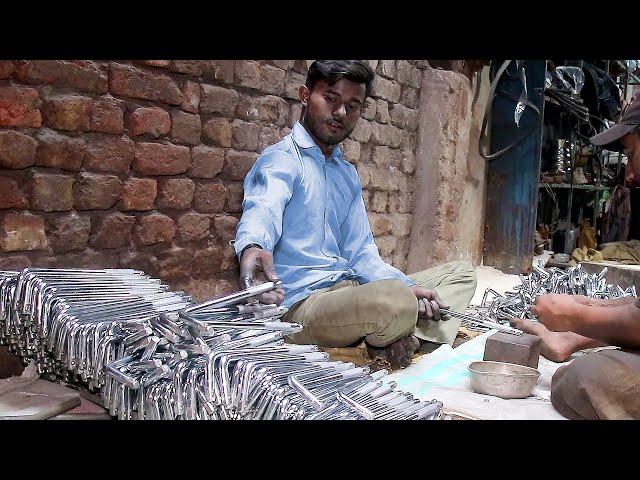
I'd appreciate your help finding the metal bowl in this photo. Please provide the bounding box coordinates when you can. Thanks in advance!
[468,361,540,399]
[553,253,570,263]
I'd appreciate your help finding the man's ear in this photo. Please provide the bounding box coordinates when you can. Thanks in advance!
[299,85,310,107]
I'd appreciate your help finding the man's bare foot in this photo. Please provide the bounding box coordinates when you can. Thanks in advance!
[509,318,580,362]
[366,335,420,370]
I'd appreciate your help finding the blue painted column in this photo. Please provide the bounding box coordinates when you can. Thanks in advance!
[483,60,546,274]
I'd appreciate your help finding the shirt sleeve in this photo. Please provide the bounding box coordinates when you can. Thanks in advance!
[234,149,301,258]
[339,184,414,286]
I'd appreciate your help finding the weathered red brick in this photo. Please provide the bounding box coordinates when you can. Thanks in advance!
[138,60,171,68]
[235,60,261,89]
[224,182,244,213]
[199,84,239,116]
[0,130,37,169]
[350,119,372,143]
[73,172,122,210]
[0,85,41,127]
[288,103,302,127]
[258,126,283,152]
[28,172,74,212]
[341,139,361,164]
[362,189,372,210]
[194,182,227,213]
[371,191,389,213]
[371,76,401,103]
[367,213,393,236]
[42,95,92,131]
[158,247,193,280]
[260,64,286,95]
[401,85,420,109]
[13,60,108,93]
[202,117,232,147]
[156,178,195,210]
[43,249,119,269]
[0,254,31,270]
[410,67,423,89]
[221,243,239,270]
[376,100,391,125]
[83,135,134,174]
[406,108,419,131]
[35,130,86,171]
[268,60,294,70]
[201,61,235,84]
[170,110,201,146]
[108,63,182,105]
[375,235,396,257]
[375,167,401,191]
[181,80,200,114]
[257,96,288,126]
[0,177,27,209]
[231,120,259,151]
[376,60,396,79]
[284,71,306,100]
[401,149,415,174]
[394,213,412,236]
[127,107,171,137]
[0,212,47,252]
[118,251,159,277]
[189,145,224,178]
[91,97,124,134]
[0,61,15,79]
[168,60,203,76]
[132,142,191,176]
[89,212,135,249]
[362,97,377,121]
[212,214,239,241]
[389,103,408,128]
[371,122,402,148]
[177,212,210,242]
[121,177,157,211]
[193,245,223,277]
[223,150,258,181]
[396,60,412,85]
[46,212,91,253]
[235,95,259,122]
[292,60,310,74]
[133,213,176,246]
[371,145,391,167]
[389,191,413,213]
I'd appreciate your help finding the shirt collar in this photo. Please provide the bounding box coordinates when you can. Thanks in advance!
[291,121,345,163]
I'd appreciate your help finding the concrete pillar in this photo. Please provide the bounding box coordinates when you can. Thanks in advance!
[406,66,489,273]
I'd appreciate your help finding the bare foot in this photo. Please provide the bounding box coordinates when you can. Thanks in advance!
[509,318,578,362]
[366,335,420,370]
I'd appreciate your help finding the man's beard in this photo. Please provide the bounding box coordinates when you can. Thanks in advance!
[304,112,352,146]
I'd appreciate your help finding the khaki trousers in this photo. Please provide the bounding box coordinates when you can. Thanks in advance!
[551,349,640,420]
[284,261,477,347]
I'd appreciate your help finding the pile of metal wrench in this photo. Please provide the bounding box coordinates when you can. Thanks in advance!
[459,264,638,334]
[0,268,443,420]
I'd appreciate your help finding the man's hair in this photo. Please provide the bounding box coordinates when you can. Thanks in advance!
[306,60,375,97]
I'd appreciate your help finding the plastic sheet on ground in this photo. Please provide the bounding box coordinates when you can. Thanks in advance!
[384,330,571,420]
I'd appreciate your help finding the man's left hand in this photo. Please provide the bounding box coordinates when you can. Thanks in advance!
[411,286,450,320]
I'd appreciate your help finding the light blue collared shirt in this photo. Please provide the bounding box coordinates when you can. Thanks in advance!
[234,121,414,307]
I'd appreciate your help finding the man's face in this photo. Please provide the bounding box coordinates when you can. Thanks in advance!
[299,78,366,148]
[621,131,640,186]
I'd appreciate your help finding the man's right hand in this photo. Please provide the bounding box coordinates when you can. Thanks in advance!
[531,293,580,332]
[239,246,285,305]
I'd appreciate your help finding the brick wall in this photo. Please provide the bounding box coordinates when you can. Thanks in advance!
[0,60,426,301]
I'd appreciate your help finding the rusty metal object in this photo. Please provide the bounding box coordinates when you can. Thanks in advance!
[483,331,542,368]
